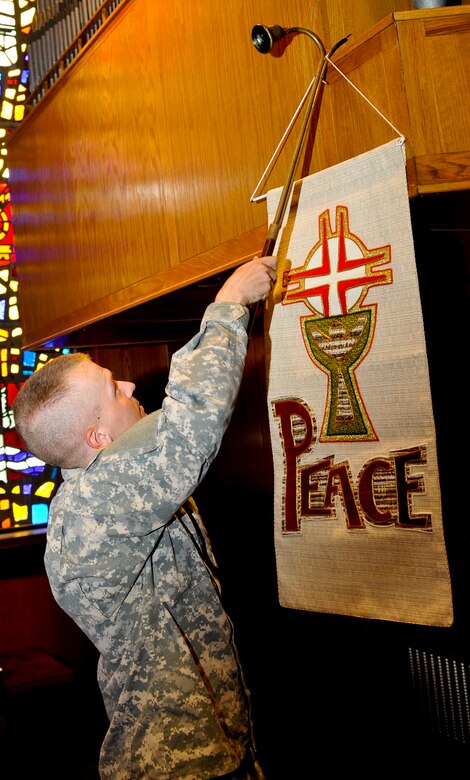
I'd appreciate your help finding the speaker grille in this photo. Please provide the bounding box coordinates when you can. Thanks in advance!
[409,646,470,744]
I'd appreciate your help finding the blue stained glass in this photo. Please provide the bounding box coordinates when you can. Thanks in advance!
[31,504,48,525]
[14,464,46,476]
[0,3,68,535]
[43,340,71,350]
[8,451,30,462]
[23,351,37,367]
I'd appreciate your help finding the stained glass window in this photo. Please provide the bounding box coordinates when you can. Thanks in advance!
[0,1,69,533]
[0,181,70,533]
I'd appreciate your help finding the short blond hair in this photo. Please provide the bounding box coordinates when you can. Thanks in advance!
[13,352,93,468]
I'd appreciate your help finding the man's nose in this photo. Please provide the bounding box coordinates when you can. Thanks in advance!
[117,380,136,398]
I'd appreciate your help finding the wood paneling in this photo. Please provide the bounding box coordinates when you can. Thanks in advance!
[309,7,470,196]
[7,2,470,348]
[310,16,412,180]
[397,9,470,191]
[8,0,325,347]
[317,0,412,45]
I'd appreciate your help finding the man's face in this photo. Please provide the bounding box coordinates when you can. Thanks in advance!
[76,359,146,444]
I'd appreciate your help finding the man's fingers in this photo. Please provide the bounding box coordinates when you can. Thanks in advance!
[255,255,277,270]
[264,255,278,269]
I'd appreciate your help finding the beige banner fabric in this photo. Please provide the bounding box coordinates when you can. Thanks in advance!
[264,139,453,626]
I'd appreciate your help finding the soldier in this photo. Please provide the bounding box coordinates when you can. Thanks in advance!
[13,255,277,780]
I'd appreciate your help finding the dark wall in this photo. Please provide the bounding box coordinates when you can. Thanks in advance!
[0,536,108,779]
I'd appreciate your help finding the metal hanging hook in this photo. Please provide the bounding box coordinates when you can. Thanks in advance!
[251,24,348,258]
[252,24,327,59]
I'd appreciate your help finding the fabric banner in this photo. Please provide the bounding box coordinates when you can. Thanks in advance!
[264,139,453,626]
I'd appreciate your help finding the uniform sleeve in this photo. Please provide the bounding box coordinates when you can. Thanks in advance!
[160,301,250,463]
[81,301,251,527]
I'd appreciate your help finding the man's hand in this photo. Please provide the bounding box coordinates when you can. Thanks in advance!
[215,256,278,306]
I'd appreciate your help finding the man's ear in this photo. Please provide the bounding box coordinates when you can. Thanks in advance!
[85,426,113,451]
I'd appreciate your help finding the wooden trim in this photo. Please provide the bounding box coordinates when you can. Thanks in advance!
[20,225,267,349]
[416,151,470,193]
[392,6,470,23]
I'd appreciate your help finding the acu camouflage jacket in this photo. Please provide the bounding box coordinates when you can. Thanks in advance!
[44,302,255,779]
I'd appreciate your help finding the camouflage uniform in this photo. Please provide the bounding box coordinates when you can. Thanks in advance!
[44,302,261,780]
